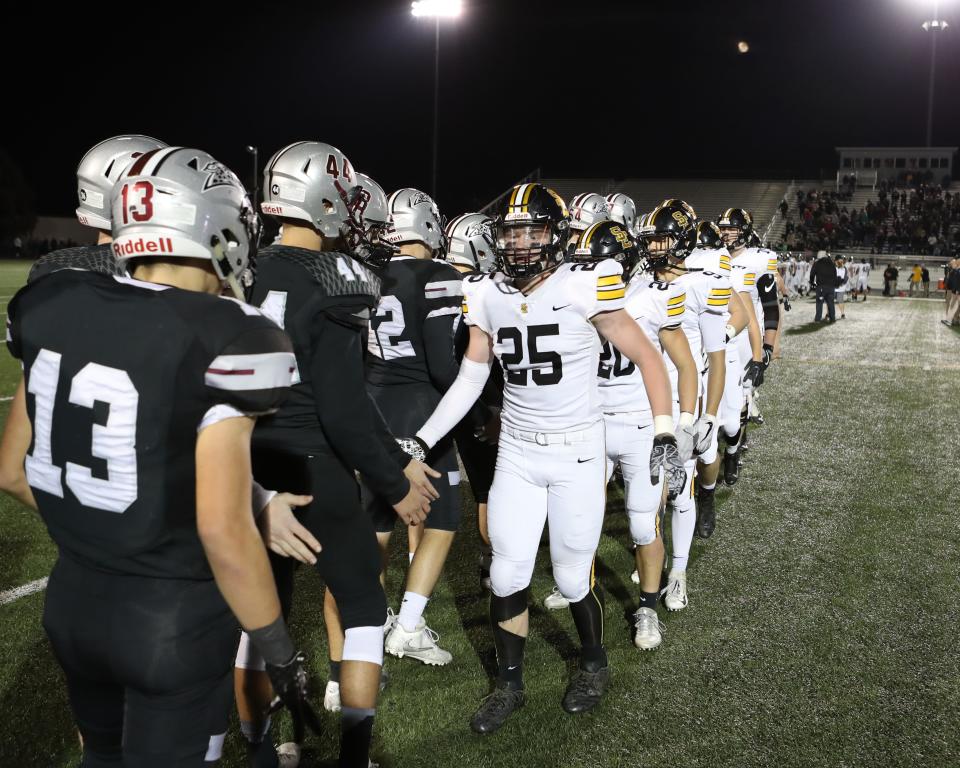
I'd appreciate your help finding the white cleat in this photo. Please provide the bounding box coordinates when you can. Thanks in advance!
[630,569,640,584]
[385,621,453,665]
[383,607,398,636]
[323,679,341,713]
[664,570,688,612]
[543,585,570,610]
[633,607,665,651]
[277,742,301,767]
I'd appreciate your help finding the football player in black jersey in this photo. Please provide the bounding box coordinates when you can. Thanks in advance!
[363,188,463,665]
[444,212,503,589]
[0,148,314,767]
[237,142,439,768]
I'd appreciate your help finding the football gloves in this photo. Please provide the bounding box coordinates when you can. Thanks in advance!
[397,436,429,463]
[266,651,322,744]
[650,434,687,500]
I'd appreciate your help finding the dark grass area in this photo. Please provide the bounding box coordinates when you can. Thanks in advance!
[0,262,957,767]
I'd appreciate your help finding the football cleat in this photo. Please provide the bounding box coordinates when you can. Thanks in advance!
[543,585,570,610]
[385,621,453,666]
[633,607,664,651]
[470,683,525,734]
[562,666,611,714]
[323,680,341,713]
[695,486,716,538]
[664,570,688,612]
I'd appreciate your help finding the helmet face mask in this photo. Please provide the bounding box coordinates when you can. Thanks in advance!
[496,222,555,278]
[342,174,397,272]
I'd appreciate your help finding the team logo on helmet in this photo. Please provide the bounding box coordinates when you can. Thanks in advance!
[465,220,492,239]
[410,190,432,207]
[202,161,239,191]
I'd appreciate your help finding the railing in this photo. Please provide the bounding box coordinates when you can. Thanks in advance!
[479,168,542,215]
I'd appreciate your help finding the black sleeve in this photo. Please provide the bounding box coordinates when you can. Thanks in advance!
[422,313,460,393]
[204,321,296,414]
[368,391,413,469]
[756,274,780,331]
[5,289,23,361]
[310,309,410,505]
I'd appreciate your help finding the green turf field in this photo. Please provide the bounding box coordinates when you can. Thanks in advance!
[0,259,957,767]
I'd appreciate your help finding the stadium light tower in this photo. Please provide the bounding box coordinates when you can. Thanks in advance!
[921,2,949,146]
[411,0,463,200]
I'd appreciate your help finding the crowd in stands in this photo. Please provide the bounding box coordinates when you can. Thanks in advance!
[777,181,960,256]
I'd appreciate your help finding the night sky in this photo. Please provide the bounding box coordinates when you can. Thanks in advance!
[3,0,958,219]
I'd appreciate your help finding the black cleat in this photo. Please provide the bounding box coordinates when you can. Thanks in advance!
[562,666,610,714]
[470,682,525,734]
[695,487,716,538]
[723,450,741,485]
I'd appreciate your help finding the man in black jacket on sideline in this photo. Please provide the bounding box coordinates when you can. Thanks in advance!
[810,251,838,322]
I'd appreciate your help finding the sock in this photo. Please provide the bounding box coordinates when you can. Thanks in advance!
[638,590,659,611]
[408,551,415,564]
[671,498,696,573]
[491,596,526,688]
[340,707,375,768]
[398,591,428,632]
[569,587,607,672]
[700,482,716,492]
[329,659,341,684]
[241,718,277,768]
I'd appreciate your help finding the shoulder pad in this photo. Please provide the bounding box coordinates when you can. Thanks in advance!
[263,246,381,305]
[28,245,122,284]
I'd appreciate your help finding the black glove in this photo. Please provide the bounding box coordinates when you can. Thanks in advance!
[781,297,792,312]
[649,434,687,500]
[761,343,775,369]
[396,436,429,462]
[266,651,323,744]
[744,359,765,388]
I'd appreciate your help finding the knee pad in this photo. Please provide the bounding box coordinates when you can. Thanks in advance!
[343,626,384,666]
[490,587,529,623]
[234,630,266,672]
[553,560,592,603]
[628,507,659,546]
[490,555,536,598]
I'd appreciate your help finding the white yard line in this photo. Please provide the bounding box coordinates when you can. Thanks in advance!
[0,577,48,606]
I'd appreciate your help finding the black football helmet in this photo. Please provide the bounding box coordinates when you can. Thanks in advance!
[492,183,569,279]
[638,203,696,272]
[694,220,724,250]
[570,220,642,276]
[660,198,697,221]
[717,207,754,250]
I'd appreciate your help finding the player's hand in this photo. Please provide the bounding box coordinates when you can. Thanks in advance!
[692,414,717,456]
[475,407,501,445]
[265,651,323,744]
[258,493,320,565]
[649,434,687,500]
[761,343,775,369]
[676,423,697,463]
[782,297,792,312]
[744,359,764,388]
[403,458,441,501]
[393,483,431,526]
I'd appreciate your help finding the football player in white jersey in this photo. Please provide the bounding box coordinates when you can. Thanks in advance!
[572,217,699,649]
[716,208,776,482]
[685,221,751,536]
[857,258,871,300]
[644,205,733,607]
[410,183,685,733]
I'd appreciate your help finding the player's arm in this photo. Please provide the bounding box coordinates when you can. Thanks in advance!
[0,379,37,511]
[699,303,728,418]
[592,309,673,425]
[311,314,432,522]
[757,273,780,349]
[726,286,750,338]
[659,326,697,417]
[416,324,493,449]
[738,291,763,361]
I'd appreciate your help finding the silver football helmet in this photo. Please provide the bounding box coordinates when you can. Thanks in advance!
[445,212,496,272]
[384,188,446,255]
[605,193,638,237]
[344,172,397,272]
[76,135,167,230]
[260,141,354,238]
[567,192,610,232]
[111,147,260,299]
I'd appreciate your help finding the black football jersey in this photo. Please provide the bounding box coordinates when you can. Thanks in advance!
[248,245,411,504]
[28,244,123,284]
[365,256,463,390]
[6,270,294,579]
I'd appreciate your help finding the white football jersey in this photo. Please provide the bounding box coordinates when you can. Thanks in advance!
[462,260,626,432]
[729,247,778,302]
[686,247,732,276]
[598,278,685,414]
[664,267,732,385]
